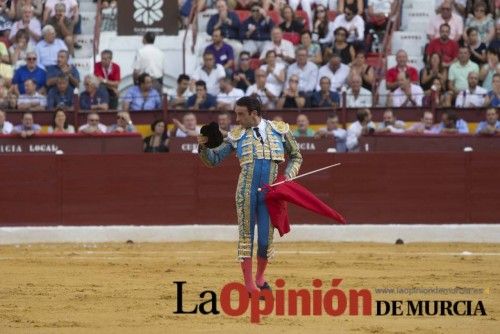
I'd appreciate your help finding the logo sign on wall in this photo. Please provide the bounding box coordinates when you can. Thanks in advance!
[117,0,179,36]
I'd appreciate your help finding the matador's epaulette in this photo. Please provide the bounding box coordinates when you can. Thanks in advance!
[228,125,245,141]
[269,120,290,134]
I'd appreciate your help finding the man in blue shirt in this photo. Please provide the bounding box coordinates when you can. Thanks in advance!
[47,75,75,110]
[241,4,274,56]
[207,0,240,40]
[46,50,80,90]
[310,76,340,108]
[79,74,110,111]
[123,73,162,111]
[436,110,469,134]
[12,112,42,138]
[187,80,217,110]
[11,51,46,95]
[485,73,500,107]
[476,108,500,135]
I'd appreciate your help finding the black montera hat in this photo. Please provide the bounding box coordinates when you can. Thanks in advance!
[200,121,223,148]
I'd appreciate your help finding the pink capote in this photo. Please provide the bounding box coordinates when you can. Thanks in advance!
[264,176,347,236]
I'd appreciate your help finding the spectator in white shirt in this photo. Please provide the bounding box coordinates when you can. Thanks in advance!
[286,46,318,94]
[427,0,464,41]
[317,52,350,92]
[17,79,46,110]
[345,73,372,107]
[35,25,68,69]
[377,109,406,133]
[455,71,488,107]
[0,109,13,134]
[389,72,424,107]
[259,50,286,97]
[246,68,276,109]
[434,0,466,16]
[171,112,201,138]
[329,4,365,44]
[259,27,295,65]
[167,74,193,109]
[78,112,107,134]
[133,32,165,92]
[346,108,376,151]
[43,0,79,24]
[315,114,348,152]
[217,77,245,110]
[9,5,42,45]
[192,51,226,96]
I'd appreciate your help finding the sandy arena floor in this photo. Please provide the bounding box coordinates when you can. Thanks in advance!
[0,241,498,333]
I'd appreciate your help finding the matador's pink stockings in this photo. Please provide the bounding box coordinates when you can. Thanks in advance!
[240,258,259,293]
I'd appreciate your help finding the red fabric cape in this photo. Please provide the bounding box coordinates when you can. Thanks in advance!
[264,176,346,237]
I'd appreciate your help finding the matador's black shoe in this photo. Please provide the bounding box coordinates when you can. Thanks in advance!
[257,282,272,291]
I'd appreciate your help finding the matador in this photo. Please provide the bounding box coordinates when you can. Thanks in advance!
[198,96,303,294]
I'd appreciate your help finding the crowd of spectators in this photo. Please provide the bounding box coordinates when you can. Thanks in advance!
[1,0,497,113]
[0,107,138,136]
[168,0,499,111]
[288,106,500,151]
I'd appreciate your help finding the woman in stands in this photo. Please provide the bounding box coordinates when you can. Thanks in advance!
[47,108,75,134]
[465,0,495,20]
[279,5,304,37]
[420,52,448,92]
[9,30,34,69]
[312,5,331,49]
[461,27,487,65]
[323,27,354,65]
[144,119,169,153]
[337,0,364,15]
[479,46,499,91]
[422,77,452,108]
[464,2,495,45]
[300,30,322,65]
[349,48,374,91]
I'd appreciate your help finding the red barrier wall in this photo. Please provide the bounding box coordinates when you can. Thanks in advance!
[1,153,499,226]
[359,134,500,152]
[0,133,143,154]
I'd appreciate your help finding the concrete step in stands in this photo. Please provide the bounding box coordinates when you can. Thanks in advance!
[74,34,94,58]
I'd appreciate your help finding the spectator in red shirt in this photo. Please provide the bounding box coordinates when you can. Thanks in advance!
[385,50,419,91]
[426,23,459,67]
[94,49,120,109]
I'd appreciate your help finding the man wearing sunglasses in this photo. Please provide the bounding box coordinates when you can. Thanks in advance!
[330,4,365,44]
[241,4,274,56]
[233,51,255,92]
[11,51,46,96]
[427,0,464,41]
[78,112,107,134]
[108,111,136,133]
